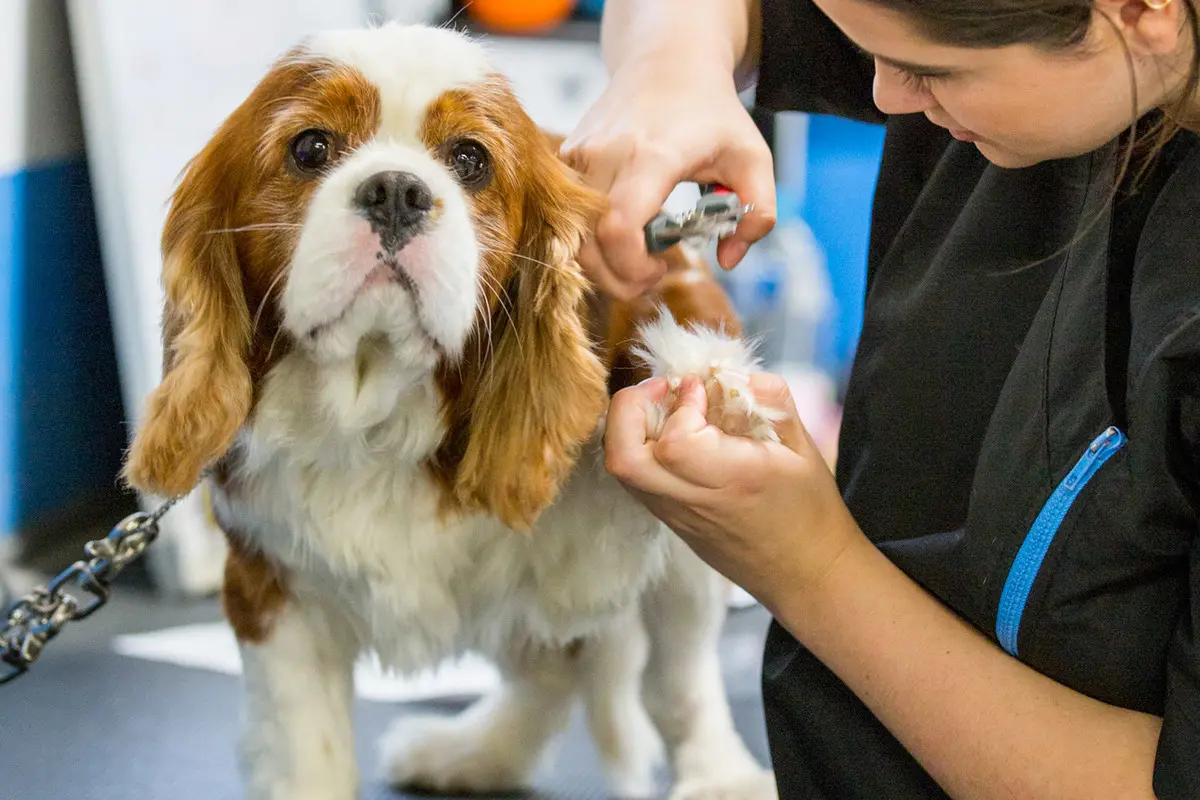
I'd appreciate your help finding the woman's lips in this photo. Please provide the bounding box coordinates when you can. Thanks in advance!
[928,114,980,143]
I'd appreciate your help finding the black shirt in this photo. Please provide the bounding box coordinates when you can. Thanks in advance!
[754,2,1200,797]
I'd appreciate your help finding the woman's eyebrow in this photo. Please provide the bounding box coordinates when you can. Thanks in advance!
[878,54,956,76]
[847,39,957,75]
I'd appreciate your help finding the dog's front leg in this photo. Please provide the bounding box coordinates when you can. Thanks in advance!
[237,598,360,800]
[642,540,776,800]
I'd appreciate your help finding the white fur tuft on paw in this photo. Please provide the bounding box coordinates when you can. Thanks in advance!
[378,713,536,794]
[633,308,784,443]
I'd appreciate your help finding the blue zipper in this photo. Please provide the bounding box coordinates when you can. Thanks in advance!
[995,425,1127,656]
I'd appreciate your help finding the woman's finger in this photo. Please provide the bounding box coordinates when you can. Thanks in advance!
[576,236,664,302]
[649,379,767,489]
[655,378,709,441]
[710,138,777,269]
[743,373,809,453]
[597,154,685,291]
[563,137,677,300]
[604,379,699,497]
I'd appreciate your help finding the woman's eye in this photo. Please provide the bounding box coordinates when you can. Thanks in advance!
[895,65,952,91]
[289,129,334,174]
[448,140,491,187]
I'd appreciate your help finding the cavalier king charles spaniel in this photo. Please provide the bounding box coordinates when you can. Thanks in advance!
[125,23,779,800]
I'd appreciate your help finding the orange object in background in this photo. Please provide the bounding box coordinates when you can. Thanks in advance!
[466,0,577,33]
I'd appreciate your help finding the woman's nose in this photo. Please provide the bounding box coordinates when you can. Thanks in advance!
[872,62,938,115]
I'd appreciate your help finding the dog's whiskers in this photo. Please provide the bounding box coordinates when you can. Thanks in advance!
[206,223,303,235]
[480,246,573,278]
[477,271,522,361]
[252,268,290,336]
[474,274,505,365]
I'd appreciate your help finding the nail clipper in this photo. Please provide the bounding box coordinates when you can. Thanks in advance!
[644,184,753,254]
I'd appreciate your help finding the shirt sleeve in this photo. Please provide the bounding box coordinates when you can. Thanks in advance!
[1154,325,1200,797]
[1116,135,1200,796]
[755,0,882,124]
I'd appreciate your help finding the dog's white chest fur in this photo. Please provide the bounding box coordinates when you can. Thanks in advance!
[213,345,668,672]
[204,308,775,800]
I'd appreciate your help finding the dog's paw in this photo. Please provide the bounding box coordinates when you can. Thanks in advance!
[379,712,535,795]
[608,766,662,800]
[245,783,357,800]
[594,705,665,800]
[694,363,784,442]
[634,309,783,442]
[669,768,778,800]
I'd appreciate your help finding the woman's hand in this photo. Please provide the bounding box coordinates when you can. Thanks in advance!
[560,53,776,300]
[603,373,859,609]
[607,375,1165,800]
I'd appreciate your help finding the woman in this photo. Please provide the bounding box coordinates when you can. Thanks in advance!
[560,0,1200,798]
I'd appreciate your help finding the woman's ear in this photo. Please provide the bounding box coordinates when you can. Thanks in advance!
[451,144,609,531]
[123,132,254,497]
[1100,0,1187,57]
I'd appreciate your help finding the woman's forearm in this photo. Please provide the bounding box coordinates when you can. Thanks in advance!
[769,531,1163,800]
[599,0,761,89]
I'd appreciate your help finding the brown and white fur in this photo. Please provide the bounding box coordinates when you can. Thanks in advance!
[125,23,779,800]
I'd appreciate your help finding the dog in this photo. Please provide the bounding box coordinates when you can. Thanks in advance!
[124,23,780,800]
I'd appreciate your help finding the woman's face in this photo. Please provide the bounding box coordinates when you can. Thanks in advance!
[812,0,1190,167]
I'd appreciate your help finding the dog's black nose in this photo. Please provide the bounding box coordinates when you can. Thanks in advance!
[353,171,434,251]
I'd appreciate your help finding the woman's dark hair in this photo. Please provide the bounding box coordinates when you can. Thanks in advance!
[864,0,1200,176]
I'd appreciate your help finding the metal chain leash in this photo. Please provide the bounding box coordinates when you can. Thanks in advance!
[0,490,190,685]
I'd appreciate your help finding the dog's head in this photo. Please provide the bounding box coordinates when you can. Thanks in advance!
[125,24,608,530]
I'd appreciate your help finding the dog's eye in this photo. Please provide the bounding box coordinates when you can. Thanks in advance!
[448,140,491,188]
[289,129,334,174]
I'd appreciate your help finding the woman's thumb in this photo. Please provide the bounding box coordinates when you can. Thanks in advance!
[748,374,810,453]
[671,376,710,420]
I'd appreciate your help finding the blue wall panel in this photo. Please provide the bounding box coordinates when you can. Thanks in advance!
[0,169,17,534]
[801,114,886,383]
[0,158,126,535]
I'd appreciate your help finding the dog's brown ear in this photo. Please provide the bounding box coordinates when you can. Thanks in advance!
[123,109,256,497]
[451,130,609,532]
